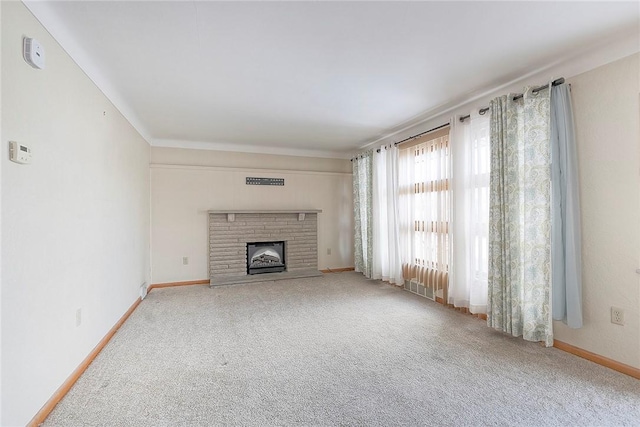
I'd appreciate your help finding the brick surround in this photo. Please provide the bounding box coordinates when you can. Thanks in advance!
[209,211,320,281]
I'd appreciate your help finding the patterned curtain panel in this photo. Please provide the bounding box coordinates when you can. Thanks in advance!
[487,87,553,347]
[353,151,373,277]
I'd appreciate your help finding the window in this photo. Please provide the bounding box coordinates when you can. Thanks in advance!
[399,133,451,301]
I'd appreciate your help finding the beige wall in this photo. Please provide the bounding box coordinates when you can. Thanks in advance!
[1,3,150,425]
[150,148,353,284]
[553,53,640,368]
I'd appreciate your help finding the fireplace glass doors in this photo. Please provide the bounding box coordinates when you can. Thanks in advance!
[246,241,286,275]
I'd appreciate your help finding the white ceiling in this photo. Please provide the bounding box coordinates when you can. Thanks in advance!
[26,1,639,158]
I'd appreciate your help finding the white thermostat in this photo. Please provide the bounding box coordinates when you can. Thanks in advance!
[23,37,45,69]
[9,141,32,164]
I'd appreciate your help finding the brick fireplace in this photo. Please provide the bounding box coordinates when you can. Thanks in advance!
[208,210,322,286]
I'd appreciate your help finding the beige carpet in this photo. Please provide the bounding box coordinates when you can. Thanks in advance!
[44,272,640,426]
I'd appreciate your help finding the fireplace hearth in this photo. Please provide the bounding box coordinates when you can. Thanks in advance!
[247,241,285,275]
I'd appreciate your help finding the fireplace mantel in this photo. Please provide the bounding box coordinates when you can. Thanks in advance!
[208,209,322,222]
[208,209,322,214]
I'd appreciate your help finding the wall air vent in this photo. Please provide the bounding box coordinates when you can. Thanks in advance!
[246,177,284,186]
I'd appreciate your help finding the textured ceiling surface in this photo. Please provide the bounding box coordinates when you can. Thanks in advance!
[25,1,640,157]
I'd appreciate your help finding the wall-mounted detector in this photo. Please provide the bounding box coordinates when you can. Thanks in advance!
[9,141,32,164]
[23,37,45,69]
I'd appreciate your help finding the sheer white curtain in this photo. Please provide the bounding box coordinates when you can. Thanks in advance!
[372,146,403,284]
[398,135,451,300]
[398,145,415,282]
[450,114,490,313]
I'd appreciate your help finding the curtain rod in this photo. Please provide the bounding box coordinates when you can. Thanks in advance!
[459,77,565,123]
[393,122,450,147]
[377,122,450,152]
[351,121,450,160]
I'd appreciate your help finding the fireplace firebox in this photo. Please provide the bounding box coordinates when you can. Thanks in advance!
[246,241,286,275]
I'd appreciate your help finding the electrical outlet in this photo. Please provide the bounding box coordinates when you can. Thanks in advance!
[611,307,624,325]
[75,308,82,327]
[140,282,148,300]
[182,256,189,265]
